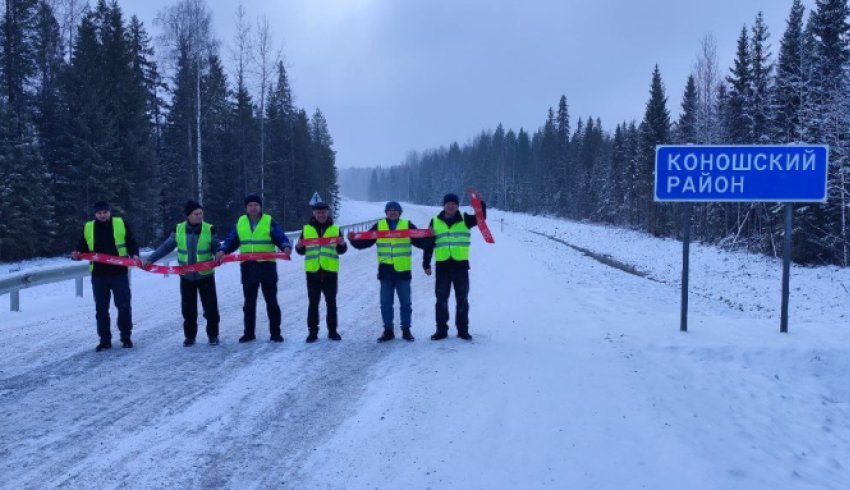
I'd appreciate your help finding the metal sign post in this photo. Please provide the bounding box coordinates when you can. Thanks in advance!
[681,203,691,332]
[781,203,793,333]
[655,144,829,333]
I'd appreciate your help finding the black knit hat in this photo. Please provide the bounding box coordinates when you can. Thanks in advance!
[443,193,459,205]
[244,193,263,207]
[93,201,111,212]
[184,200,202,217]
[312,201,330,210]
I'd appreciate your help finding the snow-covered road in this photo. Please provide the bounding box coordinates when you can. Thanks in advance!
[1,200,848,489]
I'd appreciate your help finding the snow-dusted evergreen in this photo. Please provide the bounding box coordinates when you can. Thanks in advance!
[365,1,850,266]
[0,0,340,261]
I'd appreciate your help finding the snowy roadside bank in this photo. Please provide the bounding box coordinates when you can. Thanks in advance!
[488,207,849,327]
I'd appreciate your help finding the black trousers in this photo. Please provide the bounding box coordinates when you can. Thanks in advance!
[306,271,338,332]
[435,266,470,332]
[92,275,132,342]
[242,280,281,337]
[180,275,220,340]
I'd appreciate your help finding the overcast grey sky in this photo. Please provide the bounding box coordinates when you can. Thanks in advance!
[123,0,811,168]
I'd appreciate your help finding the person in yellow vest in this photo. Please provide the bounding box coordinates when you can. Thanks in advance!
[423,193,486,341]
[71,201,142,351]
[143,200,221,346]
[216,194,292,343]
[294,201,347,342]
[350,201,431,342]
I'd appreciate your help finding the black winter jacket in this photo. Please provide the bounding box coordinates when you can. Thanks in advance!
[294,217,348,275]
[75,217,141,277]
[422,202,486,272]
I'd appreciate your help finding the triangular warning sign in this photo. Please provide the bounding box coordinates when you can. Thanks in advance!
[309,192,323,206]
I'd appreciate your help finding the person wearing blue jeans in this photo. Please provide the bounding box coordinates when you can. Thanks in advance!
[380,278,411,333]
[350,201,431,342]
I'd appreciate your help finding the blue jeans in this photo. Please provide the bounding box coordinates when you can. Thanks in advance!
[380,279,412,329]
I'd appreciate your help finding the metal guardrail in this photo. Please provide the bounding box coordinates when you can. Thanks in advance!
[0,219,379,312]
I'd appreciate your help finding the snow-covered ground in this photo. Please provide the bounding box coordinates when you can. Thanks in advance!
[1,199,848,489]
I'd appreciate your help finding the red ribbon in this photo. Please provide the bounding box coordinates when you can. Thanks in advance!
[78,251,291,275]
[298,237,342,246]
[347,229,434,240]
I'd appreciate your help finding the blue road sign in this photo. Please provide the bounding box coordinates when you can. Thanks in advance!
[655,145,829,202]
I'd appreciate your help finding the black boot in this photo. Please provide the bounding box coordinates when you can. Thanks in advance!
[238,333,256,343]
[183,338,195,347]
[306,329,319,343]
[377,328,395,343]
[270,333,284,343]
[95,341,112,352]
[328,328,342,341]
[402,328,415,341]
[208,337,219,345]
[457,328,472,341]
[430,328,448,341]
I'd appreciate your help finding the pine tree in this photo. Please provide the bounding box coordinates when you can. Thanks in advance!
[750,12,773,144]
[801,0,850,264]
[230,70,259,205]
[501,128,518,209]
[285,109,311,228]
[726,26,753,144]
[515,128,531,211]
[607,123,628,223]
[309,107,340,217]
[539,107,558,212]
[676,74,698,144]
[265,60,294,221]
[0,0,54,259]
[31,0,65,252]
[1,0,38,138]
[200,53,237,230]
[0,99,53,259]
[555,95,571,215]
[773,0,807,143]
[160,40,196,225]
[487,123,506,208]
[119,13,160,244]
[367,168,380,201]
[582,117,606,219]
[623,121,641,224]
[639,65,671,235]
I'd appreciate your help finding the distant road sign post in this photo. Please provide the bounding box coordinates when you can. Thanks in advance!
[655,145,829,333]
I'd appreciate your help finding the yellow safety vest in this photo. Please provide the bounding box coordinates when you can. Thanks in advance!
[376,219,411,272]
[237,214,276,262]
[303,224,340,273]
[84,217,127,271]
[433,216,471,262]
[176,221,215,276]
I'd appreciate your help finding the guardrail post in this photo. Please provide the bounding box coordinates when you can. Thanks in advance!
[11,290,20,312]
[76,277,84,297]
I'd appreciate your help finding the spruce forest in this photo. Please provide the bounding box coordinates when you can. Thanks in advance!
[362,0,850,266]
[0,0,340,261]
